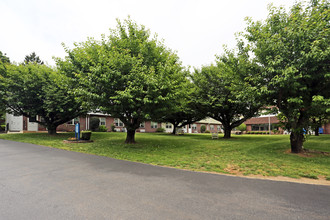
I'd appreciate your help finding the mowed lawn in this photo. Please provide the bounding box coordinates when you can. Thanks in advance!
[0,132,329,180]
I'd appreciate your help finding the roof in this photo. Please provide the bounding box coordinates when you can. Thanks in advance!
[87,112,111,117]
[197,117,222,125]
[245,116,279,125]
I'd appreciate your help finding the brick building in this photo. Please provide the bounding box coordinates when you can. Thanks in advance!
[5,113,222,134]
[245,115,330,134]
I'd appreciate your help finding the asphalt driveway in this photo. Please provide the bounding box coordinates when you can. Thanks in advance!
[0,139,329,219]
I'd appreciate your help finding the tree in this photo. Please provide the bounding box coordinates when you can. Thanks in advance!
[236,123,247,133]
[58,18,185,143]
[193,48,264,138]
[0,55,9,119]
[0,63,86,134]
[157,80,206,134]
[244,0,330,152]
[310,96,330,136]
[0,51,10,64]
[90,117,100,131]
[24,52,44,65]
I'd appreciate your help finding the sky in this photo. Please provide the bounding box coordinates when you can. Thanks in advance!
[0,0,296,68]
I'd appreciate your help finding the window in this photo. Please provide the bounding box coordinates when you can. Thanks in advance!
[165,123,172,129]
[251,124,277,131]
[151,121,158,129]
[192,124,197,130]
[114,118,124,127]
[217,125,221,131]
[210,125,214,130]
[140,122,145,128]
[29,116,37,123]
[99,117,106,126]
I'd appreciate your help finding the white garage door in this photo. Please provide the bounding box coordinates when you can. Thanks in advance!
[7,114,23,131]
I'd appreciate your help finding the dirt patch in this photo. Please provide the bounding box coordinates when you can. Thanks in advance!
[245,174,330,186]
[224,164,243,175]
[155,164,330,186]
[285,149,330,158]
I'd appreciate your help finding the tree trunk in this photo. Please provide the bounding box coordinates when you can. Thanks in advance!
[172,124,177,135]
[223,127,231,139]
[290,132,304,153]
[312,119,319,136]
[47,125,57,135]
[125,129,136,144]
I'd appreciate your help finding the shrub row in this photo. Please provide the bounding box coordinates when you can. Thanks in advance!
[246,131,270,135]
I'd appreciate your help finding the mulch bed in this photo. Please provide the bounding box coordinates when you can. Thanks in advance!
[63,140,93,143]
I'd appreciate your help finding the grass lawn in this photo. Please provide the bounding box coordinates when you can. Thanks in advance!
[0,132,329,180]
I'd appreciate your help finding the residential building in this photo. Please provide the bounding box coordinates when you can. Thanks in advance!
[5,112,222,134]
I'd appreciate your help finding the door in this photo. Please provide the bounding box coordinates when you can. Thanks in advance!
[188,124,192,133]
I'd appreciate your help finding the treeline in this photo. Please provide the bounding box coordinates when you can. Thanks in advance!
[0,0,329,153]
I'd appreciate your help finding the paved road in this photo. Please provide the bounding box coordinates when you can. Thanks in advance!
[0,139,329,220]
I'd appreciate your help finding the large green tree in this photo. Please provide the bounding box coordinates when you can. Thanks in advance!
[58,18,185,143]
[193,48,264,138]
[310,96,329,136]
[0,52,10,118]
[0,63,86,134]
[157,80,206,134]
[244,0,330,153]
[0,61,7,118]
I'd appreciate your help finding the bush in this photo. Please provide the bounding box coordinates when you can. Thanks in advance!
[205,130,210,133]
[200,125,206,133]
[111,124,116,132]
[236,123,247,132]
[98,125,108,132]
[156,127,165,132]
[81,131,92,140]
[0,124,5,131]
[272,129,280,134]
[90,117,100,131]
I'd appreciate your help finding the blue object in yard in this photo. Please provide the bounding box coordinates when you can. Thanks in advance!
[319,127,323,134]
[75,123,80,140]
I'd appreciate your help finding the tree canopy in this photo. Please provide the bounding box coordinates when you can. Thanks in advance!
[58,18,186,143]
[193,47,264,138]
[244,0,330,152]
[0,51,10,64]
[157,79,206,134]
[0,63,86,134]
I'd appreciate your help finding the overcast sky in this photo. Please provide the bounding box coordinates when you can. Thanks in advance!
[1,0,296,68]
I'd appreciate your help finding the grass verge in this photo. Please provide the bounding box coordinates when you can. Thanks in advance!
[0,132,329,180]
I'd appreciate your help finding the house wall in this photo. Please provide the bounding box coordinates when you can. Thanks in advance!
[194,123,222,133]
[245,116,284,134]
[141,121,161,133]
[322,123,330,134]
